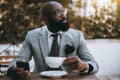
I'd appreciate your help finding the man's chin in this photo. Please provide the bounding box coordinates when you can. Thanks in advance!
[59,23,69,32]
[48,20,69,32]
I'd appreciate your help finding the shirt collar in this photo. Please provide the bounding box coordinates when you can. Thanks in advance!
[47,28,62,38]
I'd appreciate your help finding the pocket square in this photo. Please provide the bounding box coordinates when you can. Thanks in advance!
[64,44,75,55]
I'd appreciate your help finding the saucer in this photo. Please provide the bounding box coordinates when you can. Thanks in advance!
[40,70,68,78]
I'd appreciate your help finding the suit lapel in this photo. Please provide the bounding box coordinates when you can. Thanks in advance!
[38,26,49,59]
[38,27,73,57]
[60,31,72,57]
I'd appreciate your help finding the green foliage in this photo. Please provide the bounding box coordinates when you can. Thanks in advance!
[0,0,72,43]
[0,0,120,43]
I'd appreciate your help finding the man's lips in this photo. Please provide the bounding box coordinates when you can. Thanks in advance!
[60,19,67,23]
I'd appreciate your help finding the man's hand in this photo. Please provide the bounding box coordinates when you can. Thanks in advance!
[13,65,31,79]
[63,56,88,72]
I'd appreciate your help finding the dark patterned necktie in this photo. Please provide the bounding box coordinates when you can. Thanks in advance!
[49,34,60,57]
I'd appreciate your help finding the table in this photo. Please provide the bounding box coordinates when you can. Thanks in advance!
[0,72,100,80]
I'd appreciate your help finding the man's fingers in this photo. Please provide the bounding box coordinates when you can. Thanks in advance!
[14,67,24,72]
[18,70,31,78]
[63,59,75,65]
[12,65,31,79]
[63,56,78,65]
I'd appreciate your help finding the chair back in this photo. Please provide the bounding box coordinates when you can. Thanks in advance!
[0,56,16,76]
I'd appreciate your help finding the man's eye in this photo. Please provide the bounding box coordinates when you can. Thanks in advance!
[56,10,61,14]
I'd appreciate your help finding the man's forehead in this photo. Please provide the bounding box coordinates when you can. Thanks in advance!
[41,1,64,16]
[49,2,63,10]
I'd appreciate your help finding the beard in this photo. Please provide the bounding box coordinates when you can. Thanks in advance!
[47,17,69,32]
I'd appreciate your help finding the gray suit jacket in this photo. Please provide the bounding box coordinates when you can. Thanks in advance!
[8,26,98,74]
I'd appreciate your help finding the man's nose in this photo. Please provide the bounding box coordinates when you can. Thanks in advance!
[60,13,67,18]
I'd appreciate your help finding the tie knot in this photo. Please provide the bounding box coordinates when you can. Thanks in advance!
[51,34,59,37]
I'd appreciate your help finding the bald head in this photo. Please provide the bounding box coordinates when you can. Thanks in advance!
[40,1,63,17]
[40,1,69,32]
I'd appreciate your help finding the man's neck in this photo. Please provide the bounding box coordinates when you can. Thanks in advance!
[47,26,59,33]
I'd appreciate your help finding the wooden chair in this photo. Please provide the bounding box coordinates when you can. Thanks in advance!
[0,56,16,76]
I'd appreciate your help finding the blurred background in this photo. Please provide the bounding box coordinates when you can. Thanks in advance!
[0,0,120,43]
[0,0,120,76]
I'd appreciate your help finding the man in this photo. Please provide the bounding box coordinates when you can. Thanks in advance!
[7,1,99,79]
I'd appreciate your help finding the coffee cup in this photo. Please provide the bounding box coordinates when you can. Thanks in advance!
[45,57,66,68]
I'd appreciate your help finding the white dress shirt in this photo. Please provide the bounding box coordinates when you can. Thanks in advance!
[46,29,62,53]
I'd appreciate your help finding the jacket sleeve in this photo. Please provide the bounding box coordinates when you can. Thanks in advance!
[7,32,32,75]
[77,31,99,74]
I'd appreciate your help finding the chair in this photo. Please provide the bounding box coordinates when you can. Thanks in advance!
[0,56,16,76]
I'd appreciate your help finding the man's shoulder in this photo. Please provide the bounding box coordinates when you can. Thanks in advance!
[26,25,47,38]
[28,25,47,34]
[69,28,82,34]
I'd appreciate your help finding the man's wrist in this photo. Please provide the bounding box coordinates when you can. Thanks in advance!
[79,62,89,73]
[82,62,89,73]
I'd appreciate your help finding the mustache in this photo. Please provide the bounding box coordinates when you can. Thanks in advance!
[60,18,67,23]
